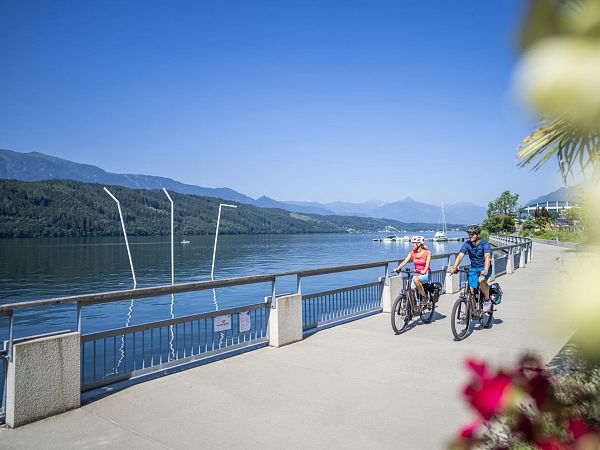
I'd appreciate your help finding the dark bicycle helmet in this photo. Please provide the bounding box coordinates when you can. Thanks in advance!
[467,225,481,234]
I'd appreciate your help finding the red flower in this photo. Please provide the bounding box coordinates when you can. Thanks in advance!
[466,359,487,378]
[568,418,593,440]
[535,437,569,450]
[528,372,552,408]
[459,421,479,439]
[464,371,513,420]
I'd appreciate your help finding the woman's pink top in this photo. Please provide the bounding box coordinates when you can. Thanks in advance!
[412,248,431,274]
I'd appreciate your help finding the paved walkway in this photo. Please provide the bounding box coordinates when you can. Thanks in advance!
[0,244,572,449]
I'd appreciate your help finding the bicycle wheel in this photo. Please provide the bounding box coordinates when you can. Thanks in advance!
[391,294,411,334]
[451,297,470,340]
[420,294,435,324]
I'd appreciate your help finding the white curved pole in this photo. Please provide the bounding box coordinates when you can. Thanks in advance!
[103,187,136,288]
[162,188,176,360]
[211,203,237,348]
[162,188,174,285]
[211,203,237,281]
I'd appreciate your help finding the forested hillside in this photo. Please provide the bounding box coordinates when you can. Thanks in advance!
[0,179,431,238]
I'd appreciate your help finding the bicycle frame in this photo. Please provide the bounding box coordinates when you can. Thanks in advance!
[399,268,423,315]
[460,268,483,316]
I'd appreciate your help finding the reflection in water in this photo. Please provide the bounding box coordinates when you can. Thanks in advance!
[169,294,175,360]
[117,299,135,371]
[212,288,226,347]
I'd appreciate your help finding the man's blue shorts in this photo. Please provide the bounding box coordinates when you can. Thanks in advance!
[468,267,491,289]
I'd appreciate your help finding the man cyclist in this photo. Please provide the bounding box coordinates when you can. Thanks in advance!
[448,225,493,312]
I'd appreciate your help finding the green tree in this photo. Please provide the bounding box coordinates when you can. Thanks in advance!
[482,191,519,234]
[487,191,520,217]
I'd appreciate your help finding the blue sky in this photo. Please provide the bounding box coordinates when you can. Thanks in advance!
[0,0,564,205]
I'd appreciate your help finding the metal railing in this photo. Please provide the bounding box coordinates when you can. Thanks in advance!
[430,268,447,287]
[302,281,383,331]
[81,302,269,391]
[0,236,532,403]
[494,256,508,277]
[513,250,521,270]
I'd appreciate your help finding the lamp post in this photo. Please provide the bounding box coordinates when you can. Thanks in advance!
[162,188,176,360]
[211,203,237,280]
[104,187,136,370]
[162,188,174,285]
[103,187,136,288]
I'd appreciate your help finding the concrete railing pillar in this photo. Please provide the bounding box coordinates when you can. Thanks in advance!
[383,274,404,313]
[489,258,496,282]
[506,249,514,274]
[269,293,303,348]
[519,246,526,268]
[380,279,391,313]
[444,271,460,294]
[6,331,80,428]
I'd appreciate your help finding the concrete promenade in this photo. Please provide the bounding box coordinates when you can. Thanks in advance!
[0,243,572,449]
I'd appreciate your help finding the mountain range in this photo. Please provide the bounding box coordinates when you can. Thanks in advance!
[0,148,533,224]
[523,187,577,207]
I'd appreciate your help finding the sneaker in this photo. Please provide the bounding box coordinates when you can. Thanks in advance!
[483,300,492,313]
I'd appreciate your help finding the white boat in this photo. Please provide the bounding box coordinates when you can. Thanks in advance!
[397,235,410,242]
[382,235,398,242]
[433,203,449,242]
[180,240,190,244]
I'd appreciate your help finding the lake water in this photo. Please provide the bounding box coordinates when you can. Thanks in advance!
[0,232,467,341]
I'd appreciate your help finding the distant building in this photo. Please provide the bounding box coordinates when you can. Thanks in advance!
[519,200,576,218]
[519,187,578,219]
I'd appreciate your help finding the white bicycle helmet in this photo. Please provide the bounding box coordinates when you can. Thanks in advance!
[411,235,425,244]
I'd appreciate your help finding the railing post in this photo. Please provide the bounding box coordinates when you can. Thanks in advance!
[519,245,526,268]
[380,265,391,311]
[271,278,277,309]
[296,275,302,296]
[506,248,514,274]
[6,331,81,428]
[444,255,459,294]
[77,302,82,333]
[7,312,14,364]
[1,312,13,415]
[268,294,302,348]
[384,270,404,312]
[489,257,496,282]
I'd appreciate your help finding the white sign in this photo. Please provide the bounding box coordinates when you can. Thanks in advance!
[239,311,251,333]
[214,314,232,332]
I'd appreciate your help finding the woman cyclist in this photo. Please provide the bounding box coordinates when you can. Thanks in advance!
[394,236,432,301]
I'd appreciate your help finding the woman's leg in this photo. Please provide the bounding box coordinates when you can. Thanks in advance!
[414,276,426,299]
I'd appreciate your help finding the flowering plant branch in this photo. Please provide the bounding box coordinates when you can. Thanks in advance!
[450,354,600,450]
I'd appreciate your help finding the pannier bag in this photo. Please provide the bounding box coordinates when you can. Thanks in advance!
[489,283,503,305]
[427,282,443,303]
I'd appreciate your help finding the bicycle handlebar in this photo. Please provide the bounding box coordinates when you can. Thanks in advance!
[455,267,482,274]
[393,268,417,274]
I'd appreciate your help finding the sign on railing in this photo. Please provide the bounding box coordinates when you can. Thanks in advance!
[80,302,269,391]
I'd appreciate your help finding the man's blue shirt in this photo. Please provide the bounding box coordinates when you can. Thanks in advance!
[459,239,492,268]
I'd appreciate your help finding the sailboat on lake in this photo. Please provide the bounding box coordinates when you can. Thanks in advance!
[433,202,449,242]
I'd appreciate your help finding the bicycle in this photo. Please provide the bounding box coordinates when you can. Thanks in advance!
[450,267,494,340]
[391,268,439,334]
